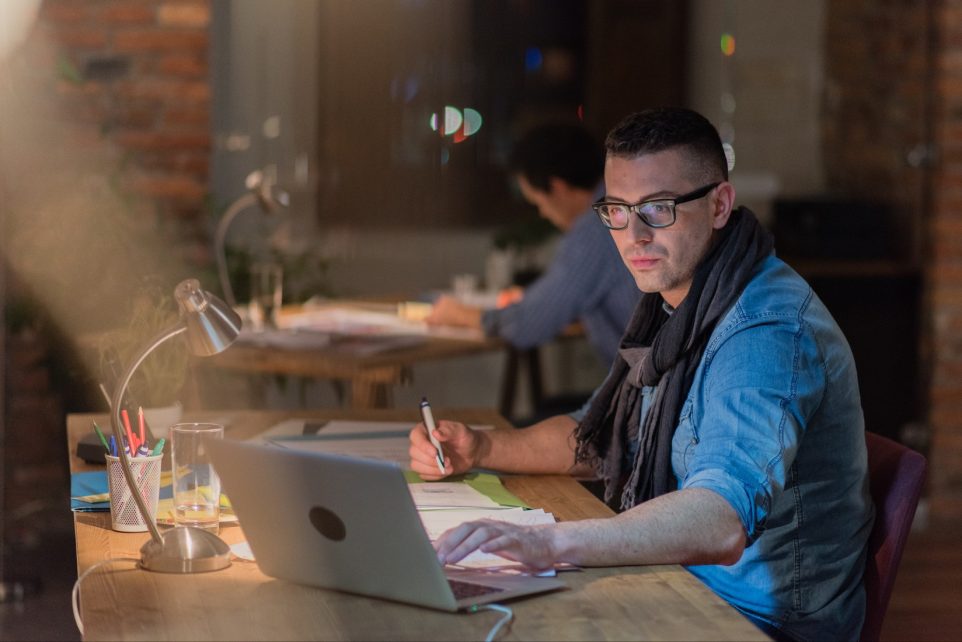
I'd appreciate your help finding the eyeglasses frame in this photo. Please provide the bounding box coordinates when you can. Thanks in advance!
[592,182,722,230]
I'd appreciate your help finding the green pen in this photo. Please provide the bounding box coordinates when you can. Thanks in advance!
[92,421,110,453]
[151,438,166,457]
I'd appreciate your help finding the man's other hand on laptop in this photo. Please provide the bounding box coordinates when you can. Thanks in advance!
[409,420,481,480]
[435,519,557,573]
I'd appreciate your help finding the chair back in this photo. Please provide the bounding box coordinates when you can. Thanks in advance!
[861,431,927,642]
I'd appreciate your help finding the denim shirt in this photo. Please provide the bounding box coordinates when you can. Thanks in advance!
[572,255,874,641]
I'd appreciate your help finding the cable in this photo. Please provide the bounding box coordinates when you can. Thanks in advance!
[472,603,514,642]
[71,556,140,635]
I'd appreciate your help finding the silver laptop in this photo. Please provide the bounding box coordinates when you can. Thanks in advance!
[208,438,565,611]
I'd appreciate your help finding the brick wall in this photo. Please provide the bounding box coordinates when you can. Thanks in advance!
[1,0,212,538]
[930,0,962,519]
[32,0,212,233]
[823,0,932,262]
[826,0,962,520]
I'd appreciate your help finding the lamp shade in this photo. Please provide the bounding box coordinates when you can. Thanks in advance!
[245,168,290,214]
[175,279,242,356]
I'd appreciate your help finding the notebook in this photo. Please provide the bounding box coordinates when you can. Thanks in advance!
[207,438,565,611]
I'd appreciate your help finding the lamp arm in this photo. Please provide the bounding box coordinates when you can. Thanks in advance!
[109,321,187,545]
[214,192,258,308]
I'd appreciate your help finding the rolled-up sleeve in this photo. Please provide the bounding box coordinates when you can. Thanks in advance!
[678,314,826,544]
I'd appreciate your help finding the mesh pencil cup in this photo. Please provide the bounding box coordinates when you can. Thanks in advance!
[106,453,163,532]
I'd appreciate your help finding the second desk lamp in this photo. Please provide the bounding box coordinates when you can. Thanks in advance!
[215,168,290,308]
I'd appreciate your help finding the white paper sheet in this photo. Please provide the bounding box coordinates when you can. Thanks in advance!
[408,482,502,510]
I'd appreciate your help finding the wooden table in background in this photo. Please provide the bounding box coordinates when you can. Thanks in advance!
[201,331,504,410]
[67,409,765,641]
[196,301,584,416]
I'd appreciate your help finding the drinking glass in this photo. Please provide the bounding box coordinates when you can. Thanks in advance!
[250,262,283,330]
[170,422,224,533]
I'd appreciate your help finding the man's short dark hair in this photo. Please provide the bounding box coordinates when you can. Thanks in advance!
[509,123,604,192]
[604,108,729,182]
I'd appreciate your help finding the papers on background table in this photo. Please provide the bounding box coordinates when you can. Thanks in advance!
[277,304,486,342]
[235,327,428,356]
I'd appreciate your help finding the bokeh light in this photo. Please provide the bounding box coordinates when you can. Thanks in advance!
[524,46,543,72]
[720,33,736,57]
[429,106,483,141]
[723,142,736,172]
[462,108,482,136]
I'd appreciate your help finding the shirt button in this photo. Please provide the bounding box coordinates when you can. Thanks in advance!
[690,437,699,445]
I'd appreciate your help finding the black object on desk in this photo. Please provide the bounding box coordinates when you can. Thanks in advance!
[77,432,107,464]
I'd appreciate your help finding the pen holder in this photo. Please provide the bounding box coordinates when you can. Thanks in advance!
[106,454,163,533]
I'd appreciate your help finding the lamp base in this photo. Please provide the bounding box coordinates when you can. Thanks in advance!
[139,526,232,573]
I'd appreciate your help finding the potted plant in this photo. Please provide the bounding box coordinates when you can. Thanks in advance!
[97,283,189,436]
[488,216,558,290]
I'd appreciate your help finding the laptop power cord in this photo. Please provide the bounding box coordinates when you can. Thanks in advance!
[71,556,140,636]
[471,603,514,642]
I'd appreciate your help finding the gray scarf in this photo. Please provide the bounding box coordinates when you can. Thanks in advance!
[573,207,773,510]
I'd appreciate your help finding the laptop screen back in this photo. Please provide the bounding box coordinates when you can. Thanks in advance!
[208,438,459,610]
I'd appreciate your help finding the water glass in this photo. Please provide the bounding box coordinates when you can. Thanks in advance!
[170,422,224,533]
[249,262,283,330]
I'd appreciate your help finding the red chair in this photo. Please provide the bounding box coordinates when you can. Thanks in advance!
[861,431,927,642]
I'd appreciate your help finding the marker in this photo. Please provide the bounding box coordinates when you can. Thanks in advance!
[121,408,136,456]
[92,422,110,453]
[151,438,166,457]
[108,435,117,457]
[419,397,446,474]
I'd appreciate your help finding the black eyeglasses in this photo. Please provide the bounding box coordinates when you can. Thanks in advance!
[592,182,721,229]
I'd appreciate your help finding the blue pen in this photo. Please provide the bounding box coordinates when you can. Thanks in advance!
[108,435,117,457]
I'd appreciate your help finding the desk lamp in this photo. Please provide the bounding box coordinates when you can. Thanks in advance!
[108,278,242,573]
[215,169,290,308]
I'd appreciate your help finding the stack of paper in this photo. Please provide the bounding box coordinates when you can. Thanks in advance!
[417,505,558,573]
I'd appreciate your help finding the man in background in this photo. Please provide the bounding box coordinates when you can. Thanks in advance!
[426,123,639,371]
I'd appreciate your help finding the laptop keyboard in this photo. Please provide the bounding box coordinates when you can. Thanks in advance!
[447,578,505,600]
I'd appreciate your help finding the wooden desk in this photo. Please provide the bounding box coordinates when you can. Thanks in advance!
[196,301,585,416]
[68,409,765,641]
[202,332,503,410]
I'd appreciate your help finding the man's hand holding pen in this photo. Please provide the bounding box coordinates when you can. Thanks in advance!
[408,415,484,481]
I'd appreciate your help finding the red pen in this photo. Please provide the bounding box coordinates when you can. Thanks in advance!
[121,408,136,456]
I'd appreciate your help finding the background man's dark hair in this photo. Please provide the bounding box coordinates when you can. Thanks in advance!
[508,123,604,191]
[605,108,729,182]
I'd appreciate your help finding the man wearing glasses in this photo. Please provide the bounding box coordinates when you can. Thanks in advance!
[410,108,873,641]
